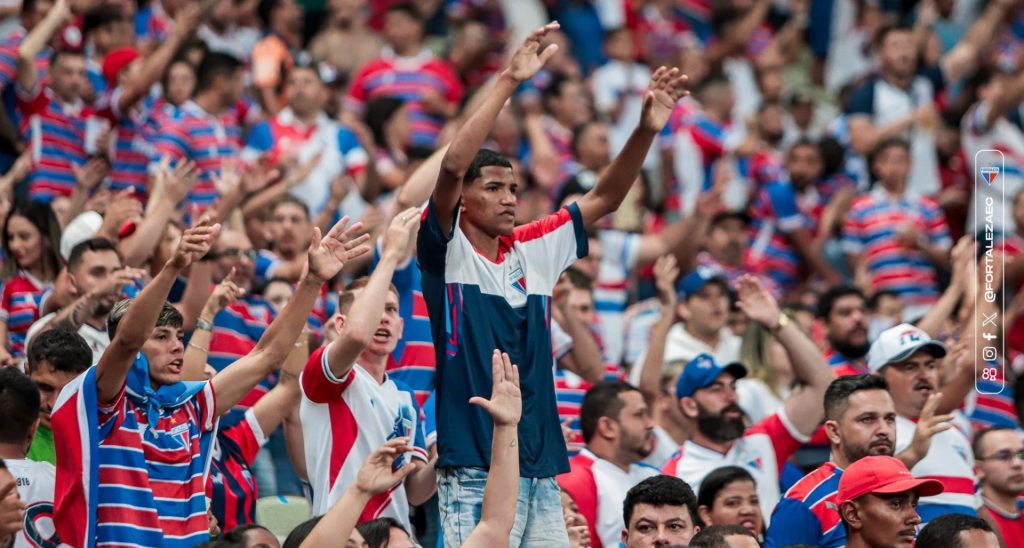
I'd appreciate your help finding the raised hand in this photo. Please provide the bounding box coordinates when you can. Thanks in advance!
[92,267,146,307]
[382,207,422,260]
[213,157,242,198]
[640,66,689,132]
[904,392,953,466]
[170,217,221,270]
[306,216,371,283]
[735,274,781,329]
[469,350,522,427]
[72,158,109,192]
[354,437,420,496]
[653,255,679,307]
[204,267,246,317]
[505,22,561,83]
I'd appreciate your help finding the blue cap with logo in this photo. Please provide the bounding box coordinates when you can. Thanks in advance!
[675,353,748,399]
[676,265,730,300]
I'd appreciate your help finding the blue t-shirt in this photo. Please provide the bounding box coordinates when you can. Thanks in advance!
[417,199,587,478]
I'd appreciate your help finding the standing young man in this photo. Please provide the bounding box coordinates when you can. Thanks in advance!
[418,21,688,546]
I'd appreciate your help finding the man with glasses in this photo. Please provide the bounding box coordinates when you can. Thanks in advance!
[974,426,1024,545]
[867,323,980,524]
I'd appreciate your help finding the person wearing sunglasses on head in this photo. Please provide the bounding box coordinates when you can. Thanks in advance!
[974,426,1024,546]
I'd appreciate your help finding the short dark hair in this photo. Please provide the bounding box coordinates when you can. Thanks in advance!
[364,96,406,149]
[824,374,890,422]
[27,328,93,375]
[282,517,323,548]
[108,299,183,340]
[870,137,910,164]
[464,149,513,186]
[196,52,243,93]
[916,513,993,548]
[0,367,40,444]
[696,466,756,522]
[50,49,85,68]
[83,5,128,35]
[337,277,398,315]
[867,289,901,311]
[580,381,638,443]
[68,237,121,273]
[817,286,866,320]
[563,266,593,291]
[271,195,311,221]
[873,24,914,50]
[385,2,423,23]
[623,475,699,527]
[257,0,285,27]
[972,426,1016,459]
[689,524,758,548]
[356,517,409,548]
[222,525,274,544]
[571,120,603,157]
[542,72,576,104]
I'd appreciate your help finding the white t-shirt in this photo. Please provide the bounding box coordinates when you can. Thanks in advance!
[630,324,742,386]
[735,378,790,424]
[299,346,428,531]
[25,312,109,363]
[588,450,660,548]
[4,458,57,548]
[662,409,808,523]
[895,414,980,521]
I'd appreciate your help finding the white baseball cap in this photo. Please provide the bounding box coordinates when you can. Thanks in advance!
[60,211,103,262]
[866,323,948,373]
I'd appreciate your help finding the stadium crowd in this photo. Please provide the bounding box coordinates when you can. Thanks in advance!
[0,0,1022,546]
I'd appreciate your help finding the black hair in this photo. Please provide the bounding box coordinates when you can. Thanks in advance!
[68,237,121,273]
[20,0,47,15]
[873,24,914,51]
[623,475,699,527]
[0,367,40,444]
[282,516,323,548]
[867,289,901,311]
[27,328,92,375]
[916,513,994,548]
[222,525,274,544]
[869,137,911,168]
[162,55,196,94]
[50,49,86,68]
[83,6,129,35]
[463,149,513,186]
[972,425,1016,460]
[817,286,867,320]
[580,381,638,443]
[819,136,847,177]
[562,266,593,291]
[195,52,243,94]
[356,517,409,548]
[824,374,890,422]
[695,466,756,525]
[571,120,604,157]
[1,201,62,280]
[107,299,183,341]
[542,72,576,104]
[364,96,406,150]
[689,524,758,548]
[787,137,820,157]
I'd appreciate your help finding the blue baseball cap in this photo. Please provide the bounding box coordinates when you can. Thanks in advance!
[675,353,748,399]
[676,266,730,300]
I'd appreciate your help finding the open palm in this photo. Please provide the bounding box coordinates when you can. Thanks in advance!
[506,22,561,82]
[306,216,371,282]
[735,274,780,327]
[470,350,522,427]
[641,66,690,132]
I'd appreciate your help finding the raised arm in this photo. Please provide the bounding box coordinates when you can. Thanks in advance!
[210,217,371,416]
[120,160,199,267]
[16,0,71,94]
[735,275,834,436]
[324,208,420,379]
[96,220,219,403]
[180,268,246,382]
[116,3,199,113]
[916,236,970,338]
[433,22,561,234]
[575,67,688,227]
[940,0,1010,83]
[637,256,679,408]
[299,438,419,548]
[551,275,605,384]
[248,327,310,438]
[464,350,522,547]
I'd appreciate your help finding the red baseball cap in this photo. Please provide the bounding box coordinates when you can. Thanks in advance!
[102,47,140,89]
[838,456,944,504]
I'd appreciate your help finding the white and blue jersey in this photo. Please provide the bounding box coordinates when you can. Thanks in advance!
[417,200,588,478]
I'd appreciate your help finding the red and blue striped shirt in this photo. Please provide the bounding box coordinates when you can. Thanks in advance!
[89,87,161,199]
[154,100,241,210]
[207,408,266,531]
[17,86,88,202]
[0,271,48,359]
[210,296,275,424]
[749,179,823,294]
[764,461,845,548]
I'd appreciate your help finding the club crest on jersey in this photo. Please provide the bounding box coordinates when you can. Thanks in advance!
[745,455,763,471]
[981,166,1000,186]
[509,267,527,295]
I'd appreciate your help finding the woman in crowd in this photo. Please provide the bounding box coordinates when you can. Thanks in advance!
[697,466,764,538]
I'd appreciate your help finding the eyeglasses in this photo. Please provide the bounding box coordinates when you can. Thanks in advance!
[978,449,1024,463]
[212,249,258,261]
